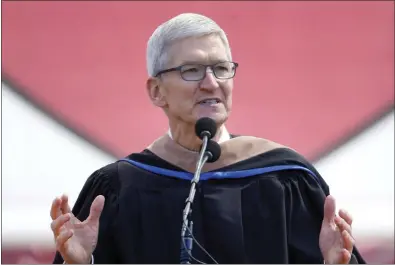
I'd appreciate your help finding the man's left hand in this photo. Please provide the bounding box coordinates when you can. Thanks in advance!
[319,195,355,264]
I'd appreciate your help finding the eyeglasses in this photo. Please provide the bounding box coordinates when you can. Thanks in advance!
[155,61,239,81]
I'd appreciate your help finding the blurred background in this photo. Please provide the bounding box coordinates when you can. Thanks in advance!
[1,1,394,263]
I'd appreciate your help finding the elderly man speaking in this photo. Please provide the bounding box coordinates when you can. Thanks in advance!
[50,13,366,264]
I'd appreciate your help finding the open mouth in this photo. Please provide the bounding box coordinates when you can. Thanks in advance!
[198,98,221,105]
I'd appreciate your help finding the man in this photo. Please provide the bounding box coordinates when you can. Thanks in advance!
[51,13,366,264]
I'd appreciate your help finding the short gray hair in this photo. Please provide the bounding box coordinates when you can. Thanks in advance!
[146,13,232,77]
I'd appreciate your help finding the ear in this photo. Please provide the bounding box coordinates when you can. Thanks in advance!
[146,77,167,107]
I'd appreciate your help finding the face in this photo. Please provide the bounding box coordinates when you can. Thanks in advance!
[147,34,234,127]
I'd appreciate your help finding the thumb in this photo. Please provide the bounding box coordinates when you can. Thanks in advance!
[86,195,105,225]
[323,195,336,223]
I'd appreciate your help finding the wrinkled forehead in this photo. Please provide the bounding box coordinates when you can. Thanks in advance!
[166,35,231,67]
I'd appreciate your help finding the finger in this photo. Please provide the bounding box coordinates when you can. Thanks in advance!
[340,248,352,264]
[342,230,355,253]
[50,197,62,221]
[85,195,105,225]
[335,216,352,234]
[60,194,72,214]
[67,213,83,228]
[339,209,353,226]
[56,229,73,251]
[51,213,71,237]
[323,195,336,223]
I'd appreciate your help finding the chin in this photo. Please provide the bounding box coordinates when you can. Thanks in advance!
[196,112,228,125]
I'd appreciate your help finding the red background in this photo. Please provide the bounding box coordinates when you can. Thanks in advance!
[2,1,394,159]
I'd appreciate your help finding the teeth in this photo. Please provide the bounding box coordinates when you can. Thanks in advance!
[201,99,218,104]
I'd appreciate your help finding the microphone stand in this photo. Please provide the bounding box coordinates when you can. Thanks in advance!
[180,135,210,264]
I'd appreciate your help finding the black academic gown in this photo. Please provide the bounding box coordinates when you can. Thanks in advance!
[53,146,366,264]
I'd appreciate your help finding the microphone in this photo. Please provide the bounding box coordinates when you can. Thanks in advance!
[194,117,218,171]
[195,117,217,140]
[201,139,221,163]
[180,118,221,264]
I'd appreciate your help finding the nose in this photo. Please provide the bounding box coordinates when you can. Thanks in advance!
[199,68,219,91]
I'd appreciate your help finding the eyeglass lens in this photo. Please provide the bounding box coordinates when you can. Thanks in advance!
[180,62,236,80]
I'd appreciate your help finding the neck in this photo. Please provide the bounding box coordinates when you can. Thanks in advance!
[168,120,229,152]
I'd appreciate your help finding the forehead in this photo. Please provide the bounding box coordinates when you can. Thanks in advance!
[167,34,229,67]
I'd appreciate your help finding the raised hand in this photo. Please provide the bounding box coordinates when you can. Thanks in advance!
[319,195,355,264]
[50,194,105,264]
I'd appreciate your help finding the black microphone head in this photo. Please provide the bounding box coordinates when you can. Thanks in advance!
[204,140,221,163]
[195,117,217,140]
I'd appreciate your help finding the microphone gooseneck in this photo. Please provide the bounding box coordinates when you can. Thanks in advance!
[180,118,221,264]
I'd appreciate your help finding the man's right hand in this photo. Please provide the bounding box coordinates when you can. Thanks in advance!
[50,194,105,264]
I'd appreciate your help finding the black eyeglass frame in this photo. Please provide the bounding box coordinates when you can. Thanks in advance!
[154,61,239,81]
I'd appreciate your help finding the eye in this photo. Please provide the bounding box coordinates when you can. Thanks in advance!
[216,66,229,71]
[182,67,200,73]
[214,65,230,72]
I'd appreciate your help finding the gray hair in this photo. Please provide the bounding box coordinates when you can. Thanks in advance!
[146,13,232,77]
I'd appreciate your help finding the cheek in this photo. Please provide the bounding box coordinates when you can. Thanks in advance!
[167,87,196,110]
[222,84,233,104]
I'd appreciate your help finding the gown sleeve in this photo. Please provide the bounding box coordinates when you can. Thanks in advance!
[53,163,120,264]
[280,169,366,264]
